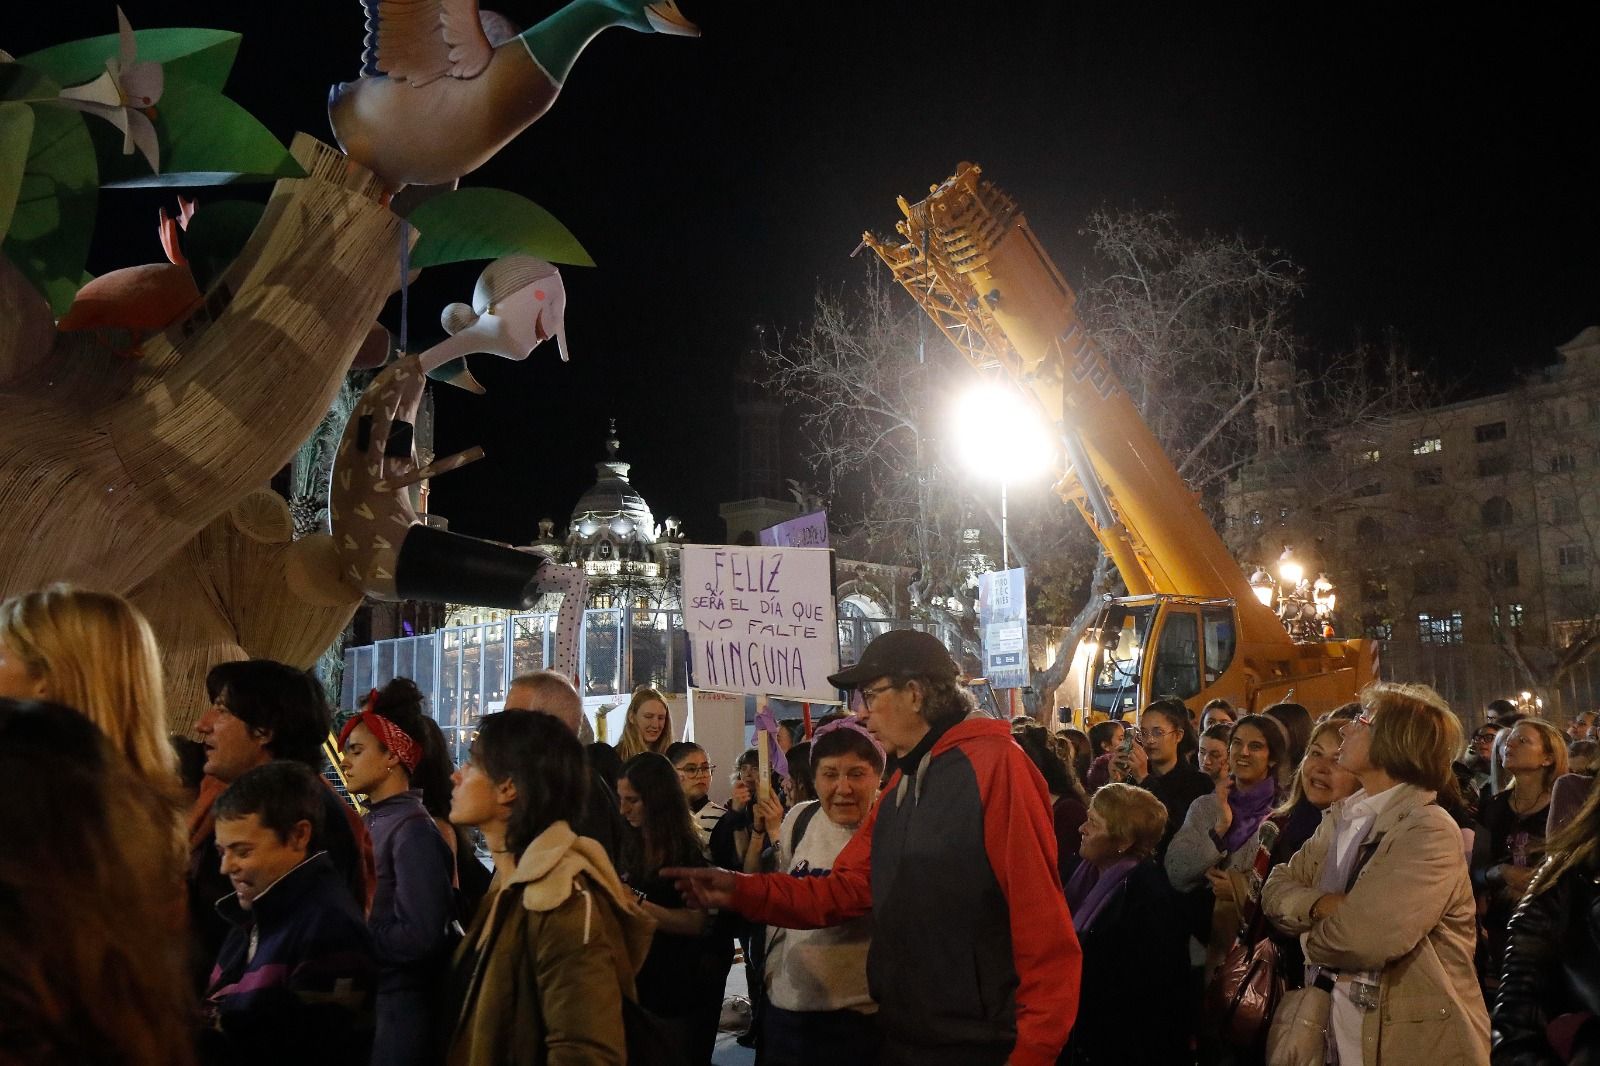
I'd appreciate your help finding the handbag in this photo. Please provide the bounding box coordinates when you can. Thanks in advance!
[1265,974,1333,1066]
[1206,932,1284,1048]
[1204,818,1287,1048]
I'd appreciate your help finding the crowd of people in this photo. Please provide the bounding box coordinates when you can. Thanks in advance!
[7,584,1600,1065]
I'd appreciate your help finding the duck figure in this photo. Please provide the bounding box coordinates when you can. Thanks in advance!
[330,0,698,191]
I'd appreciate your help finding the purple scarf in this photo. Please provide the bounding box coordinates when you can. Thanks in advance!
[1223,776,1280,854]
[1064,857,1139,933]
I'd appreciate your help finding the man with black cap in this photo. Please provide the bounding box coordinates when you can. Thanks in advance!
[669,629,1081,1066]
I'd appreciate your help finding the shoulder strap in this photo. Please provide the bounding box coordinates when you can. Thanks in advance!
[791,802,821,854]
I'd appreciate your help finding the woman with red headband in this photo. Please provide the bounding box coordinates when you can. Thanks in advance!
[339,680,457,1066]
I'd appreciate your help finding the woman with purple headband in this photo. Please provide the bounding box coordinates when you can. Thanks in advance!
[747,717,887,1064]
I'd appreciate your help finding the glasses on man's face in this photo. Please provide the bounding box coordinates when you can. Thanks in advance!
[859,683,898,706]
[676,763,715,777]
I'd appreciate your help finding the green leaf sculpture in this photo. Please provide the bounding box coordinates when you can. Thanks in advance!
[0,102,35,240]
[20,27,243,95]
[4,102,98,316]
[98,74,301,188]
[1,19,304,314]
[407,187,594,269]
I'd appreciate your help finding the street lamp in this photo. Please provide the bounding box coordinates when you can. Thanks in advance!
[951,381,1056,570]
[1248,567,1276,607]
[1277,547,1305,587]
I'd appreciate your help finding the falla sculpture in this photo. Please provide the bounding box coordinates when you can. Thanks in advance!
[328,255,586,677]
[330,0,699,190]
[0,7,696,723]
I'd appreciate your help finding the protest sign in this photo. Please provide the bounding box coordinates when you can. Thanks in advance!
[978,567,1030,689]
[682,545,839,702]
[760,510,829,548]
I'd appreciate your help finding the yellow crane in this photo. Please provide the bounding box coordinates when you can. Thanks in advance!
[864,163,1375,716]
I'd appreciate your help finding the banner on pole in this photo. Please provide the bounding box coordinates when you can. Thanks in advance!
[682,545,840,702]
[759,510,829,548]
[978,567,1030,689]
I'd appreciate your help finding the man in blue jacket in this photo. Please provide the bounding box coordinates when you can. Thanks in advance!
[202,761,376,1066]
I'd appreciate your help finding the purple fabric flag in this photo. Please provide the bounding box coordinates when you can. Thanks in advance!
[759,510,829,548]
[752,702,790,777]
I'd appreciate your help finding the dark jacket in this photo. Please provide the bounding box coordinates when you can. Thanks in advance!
[1493,859,1600,1065]
[365,790,457,1066]
[1139,761,1214,858]
[731,717,1082,1066]
[189,776,373,990]
[1061,861,1191,1065]
[203,852,377,1066]
[580,769,627,866]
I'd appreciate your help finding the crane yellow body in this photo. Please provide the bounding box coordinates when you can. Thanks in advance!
[864,164,1375,716]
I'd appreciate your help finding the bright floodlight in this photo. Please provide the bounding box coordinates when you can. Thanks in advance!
[1277,548,1304,587]
[952,382,1056,483]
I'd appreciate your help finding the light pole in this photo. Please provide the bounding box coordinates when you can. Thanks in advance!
[951,381,1057,718]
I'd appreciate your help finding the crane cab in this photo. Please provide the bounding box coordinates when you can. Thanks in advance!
[1065,595,1241,719]
[1062,593,1375,720]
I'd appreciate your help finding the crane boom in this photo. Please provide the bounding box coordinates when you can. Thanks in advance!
[865,163,1375,714]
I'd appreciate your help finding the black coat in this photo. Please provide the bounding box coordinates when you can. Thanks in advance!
[1061,861,1192,1065]
[1493,861,1600,1065]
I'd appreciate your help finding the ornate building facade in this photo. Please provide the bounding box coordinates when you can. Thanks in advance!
[1224,328,1600,718]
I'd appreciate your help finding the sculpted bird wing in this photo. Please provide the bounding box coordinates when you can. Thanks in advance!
[359,0,493,86]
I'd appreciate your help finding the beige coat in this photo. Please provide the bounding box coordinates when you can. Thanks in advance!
[1261,784,1489,1065]
[447,822,656,1066]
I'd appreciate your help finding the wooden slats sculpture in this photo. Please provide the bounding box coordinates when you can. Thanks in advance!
[0,135,402,725]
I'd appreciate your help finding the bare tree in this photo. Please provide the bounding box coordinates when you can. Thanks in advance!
[770,208,1423,714]
[762,267,1087,657]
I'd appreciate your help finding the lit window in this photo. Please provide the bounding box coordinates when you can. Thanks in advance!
[1412,437,1443,456]
[1417,610,1464,646]
[1249,510,1263,528]
[1358,449,1382,463]
[1491,603,1525,629]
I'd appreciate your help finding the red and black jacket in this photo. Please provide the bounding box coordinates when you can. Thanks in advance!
[731,716,1082,1066]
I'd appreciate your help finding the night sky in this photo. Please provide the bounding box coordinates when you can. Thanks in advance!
[13,3,1597,546]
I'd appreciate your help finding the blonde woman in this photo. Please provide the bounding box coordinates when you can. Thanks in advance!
[1262,683,1489,1064]
[1471,715,1569,986]
[615,685,673,761]
[0,584,177,789]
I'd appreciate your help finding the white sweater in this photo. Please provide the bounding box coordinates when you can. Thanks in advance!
[762,801,877,1014]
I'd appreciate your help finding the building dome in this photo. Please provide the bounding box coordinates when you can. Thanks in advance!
[567,423,660,571]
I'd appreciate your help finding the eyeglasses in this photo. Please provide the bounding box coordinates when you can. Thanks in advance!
[859,683,899,706]
[676,763,715,776]
[1142,727,1174,740]
[1352,711,1376,727]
